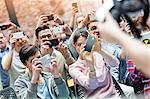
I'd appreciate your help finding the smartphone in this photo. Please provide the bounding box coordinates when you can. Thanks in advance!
[85,34,96,52]
[96,0,114,22]
[39,54,51,67]
[72,2,78,8]
[12,32,25,39]
[51,26,63,34]
[49,39,59,47]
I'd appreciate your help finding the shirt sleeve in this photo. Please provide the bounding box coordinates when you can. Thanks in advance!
[69,63,99,90]
[52,77,69,99]
[14,75,38,99]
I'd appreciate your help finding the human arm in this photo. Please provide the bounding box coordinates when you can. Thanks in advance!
[14,75,39,99]
[69,62,98,90]
[49,58,69,98]
[69,51,110,90]
[2,37,16,71]
[69,3,78,30]
[52,77,69,99]
[57,42,75,65]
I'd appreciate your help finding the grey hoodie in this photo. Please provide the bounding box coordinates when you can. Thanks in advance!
[14,72,69,99]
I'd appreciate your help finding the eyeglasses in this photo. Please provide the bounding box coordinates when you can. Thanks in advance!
[89,26,97,31]
[40,34,51,39]
[76,42,85,46]
[16,38,23,41]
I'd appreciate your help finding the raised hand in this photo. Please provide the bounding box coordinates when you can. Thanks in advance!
[57,42,69,57]
[40,40,51,56]
[49,57,60,78]
[31,58,42,84]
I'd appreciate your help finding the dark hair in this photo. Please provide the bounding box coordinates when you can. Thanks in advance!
[19,44,39,65]
[35,25,50,39]
[73,30,88,44]
[86,20,98,30]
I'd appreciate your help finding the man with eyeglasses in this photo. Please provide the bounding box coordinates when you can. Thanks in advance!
[35,25,70,80]
[2,29,29,88]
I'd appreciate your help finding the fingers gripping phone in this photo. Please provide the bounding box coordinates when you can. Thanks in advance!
[39,54,51,67]
[85,35,96,52]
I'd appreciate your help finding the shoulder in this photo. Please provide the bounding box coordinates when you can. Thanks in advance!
[14,73,30,87]
[69,59,85,70]
[15,73,29,82]
[93,52,103,58]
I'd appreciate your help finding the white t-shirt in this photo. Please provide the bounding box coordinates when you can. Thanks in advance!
[2,49,26,88]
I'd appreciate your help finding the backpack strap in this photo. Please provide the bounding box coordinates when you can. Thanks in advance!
[112,76,126,99]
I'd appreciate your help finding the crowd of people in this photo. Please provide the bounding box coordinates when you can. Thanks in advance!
[0,1,150,99]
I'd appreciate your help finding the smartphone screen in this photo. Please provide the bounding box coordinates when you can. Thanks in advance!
[85,35,96,52]
[12,32,25,39]
[52,27,63,34]
[39,54,51,67]
[49,39,59,47]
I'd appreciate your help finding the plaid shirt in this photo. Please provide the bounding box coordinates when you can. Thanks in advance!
[126,60,150,98]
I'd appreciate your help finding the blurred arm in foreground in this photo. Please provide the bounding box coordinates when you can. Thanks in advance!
[98,13,150,76]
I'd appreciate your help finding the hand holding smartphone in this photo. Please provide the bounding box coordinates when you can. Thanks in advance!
[72,2,78,13]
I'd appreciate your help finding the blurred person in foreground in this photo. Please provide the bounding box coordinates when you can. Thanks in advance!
[98,13,150,77]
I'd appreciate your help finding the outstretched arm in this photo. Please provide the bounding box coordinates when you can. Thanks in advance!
[98,13,150,76]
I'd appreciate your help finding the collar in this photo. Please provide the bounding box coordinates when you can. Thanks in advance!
[51,48,57,57]
[0,46,9,53]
